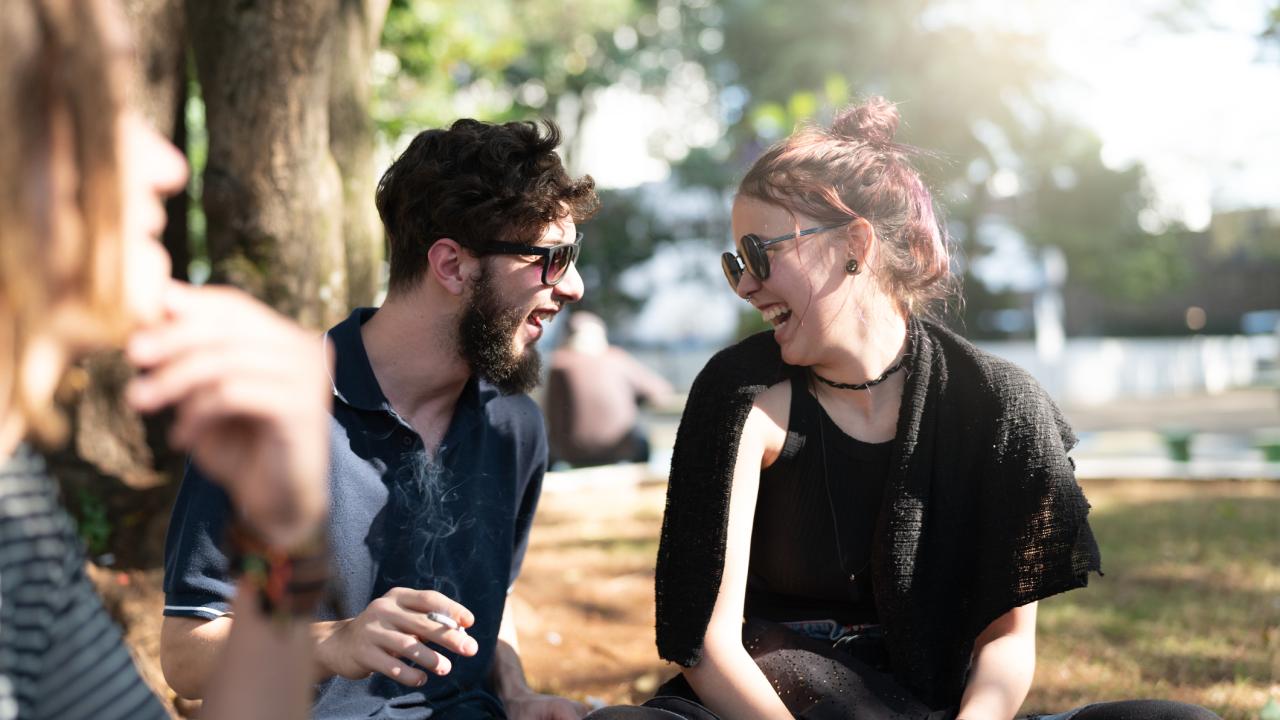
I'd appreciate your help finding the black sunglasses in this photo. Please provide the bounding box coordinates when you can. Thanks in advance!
[486,231,583,286]
[720,222,850,290]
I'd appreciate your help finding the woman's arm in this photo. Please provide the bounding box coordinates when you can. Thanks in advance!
[129,284,331,718]
[198,585,316,720]
[956,602,1038,720]
[683,387,792,720]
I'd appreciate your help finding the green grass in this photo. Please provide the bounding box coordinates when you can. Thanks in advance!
[1028,489,1280,720]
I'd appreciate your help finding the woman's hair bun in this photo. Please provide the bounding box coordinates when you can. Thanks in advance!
[830,96,900,147]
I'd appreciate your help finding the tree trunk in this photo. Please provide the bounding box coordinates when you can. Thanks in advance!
[121,0,187,136]
[330,0,390,308]
[188,0,347,328]
[122,0,191,279]
[46,0,189,572]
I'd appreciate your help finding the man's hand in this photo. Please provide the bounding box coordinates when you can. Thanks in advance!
[492,596,587,719]
[314,588,478,687]
[502,690,590,720]
[125,282,331,550]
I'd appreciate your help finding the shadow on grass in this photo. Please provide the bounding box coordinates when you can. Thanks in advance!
[1034,493,1279,718]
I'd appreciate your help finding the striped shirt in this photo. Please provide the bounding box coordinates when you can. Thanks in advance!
[0,446,166,720]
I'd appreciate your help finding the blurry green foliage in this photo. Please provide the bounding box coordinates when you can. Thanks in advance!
[1264,4,1280,63]
[184,68,210,284]
[703,0,1188,331]
[375,0,724,324]
[572,188,678,320]
[373,0,1213,337]
[1013,124,1193,305]
[376,0,716,158]
[73,487,112,557]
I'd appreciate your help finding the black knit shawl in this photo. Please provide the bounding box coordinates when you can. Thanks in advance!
[654,317,1102,709]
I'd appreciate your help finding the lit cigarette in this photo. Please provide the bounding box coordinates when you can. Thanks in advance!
[426,611,462,632]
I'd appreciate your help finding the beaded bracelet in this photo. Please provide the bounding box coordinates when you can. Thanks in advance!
[226,519,329,624]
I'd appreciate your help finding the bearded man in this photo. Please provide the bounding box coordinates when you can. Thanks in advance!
[160,119,598,720]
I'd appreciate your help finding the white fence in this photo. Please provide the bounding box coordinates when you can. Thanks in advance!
[633,334,1279,407]
[979,335,1278,406]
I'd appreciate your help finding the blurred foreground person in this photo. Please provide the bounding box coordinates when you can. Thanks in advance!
[590,98,1220,720]
[0,1,332,719]
[162,119,599,719]
[545,311,673,467]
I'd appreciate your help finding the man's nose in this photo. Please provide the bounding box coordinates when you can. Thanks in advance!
[554,262,585,303]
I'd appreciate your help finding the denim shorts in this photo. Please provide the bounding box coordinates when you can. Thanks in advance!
[782,618,882,643]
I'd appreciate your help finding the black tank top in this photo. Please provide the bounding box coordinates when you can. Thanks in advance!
[744,373,892,626]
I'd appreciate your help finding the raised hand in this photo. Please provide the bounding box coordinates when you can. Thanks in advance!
[125,281,331,550]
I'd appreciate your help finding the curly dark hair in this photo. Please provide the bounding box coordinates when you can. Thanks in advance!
[376,118,599,294]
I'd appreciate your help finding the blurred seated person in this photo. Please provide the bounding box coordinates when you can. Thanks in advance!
[545,312,673,467]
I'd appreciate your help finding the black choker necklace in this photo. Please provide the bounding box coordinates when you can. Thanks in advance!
[811,355,909,391]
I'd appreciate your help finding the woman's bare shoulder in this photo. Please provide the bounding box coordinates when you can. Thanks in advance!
[747,378,792,465]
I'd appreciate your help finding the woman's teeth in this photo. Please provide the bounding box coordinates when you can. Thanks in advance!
[761,305,792,326]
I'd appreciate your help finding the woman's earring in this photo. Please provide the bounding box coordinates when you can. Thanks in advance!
[845,257,860,275]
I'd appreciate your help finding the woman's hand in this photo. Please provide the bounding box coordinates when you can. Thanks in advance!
[125,281,331,550]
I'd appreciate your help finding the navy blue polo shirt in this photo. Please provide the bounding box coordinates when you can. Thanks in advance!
[163,307,547,719]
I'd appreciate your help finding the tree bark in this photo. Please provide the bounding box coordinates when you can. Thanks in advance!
[46,0,189,572]
[330,0,390,308]
[121,0,187,137]
[122,0,191,279]
[188,0,347,328]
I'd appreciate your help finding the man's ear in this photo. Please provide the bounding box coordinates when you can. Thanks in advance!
[426,238,479,296]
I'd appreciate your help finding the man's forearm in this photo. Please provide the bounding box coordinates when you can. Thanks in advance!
[160,615,233,699]
[488,597,589,720]
[164,613,354,697]
[491,597,534,701]
[490,637,535,701]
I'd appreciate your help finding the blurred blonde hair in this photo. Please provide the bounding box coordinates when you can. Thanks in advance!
[0,0,129,444]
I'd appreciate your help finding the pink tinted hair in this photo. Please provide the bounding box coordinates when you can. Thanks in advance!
[739,96,954,313]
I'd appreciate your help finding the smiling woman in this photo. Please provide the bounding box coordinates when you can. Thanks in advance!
[582,98,1222,720]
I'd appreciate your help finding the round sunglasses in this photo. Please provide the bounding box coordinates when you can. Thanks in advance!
[720,222,851,290]
[486,231,583,286]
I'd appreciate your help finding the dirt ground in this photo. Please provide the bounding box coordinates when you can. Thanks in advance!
[91,475,675,718]
[95,476,1280,718]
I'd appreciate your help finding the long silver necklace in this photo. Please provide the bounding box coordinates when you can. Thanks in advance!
[814,388,872,603]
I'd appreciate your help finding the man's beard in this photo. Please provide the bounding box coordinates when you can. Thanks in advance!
[457,266,543,395]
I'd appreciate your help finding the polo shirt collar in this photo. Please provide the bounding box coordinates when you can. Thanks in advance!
[325,308,485,436]
[325,308,387,412]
